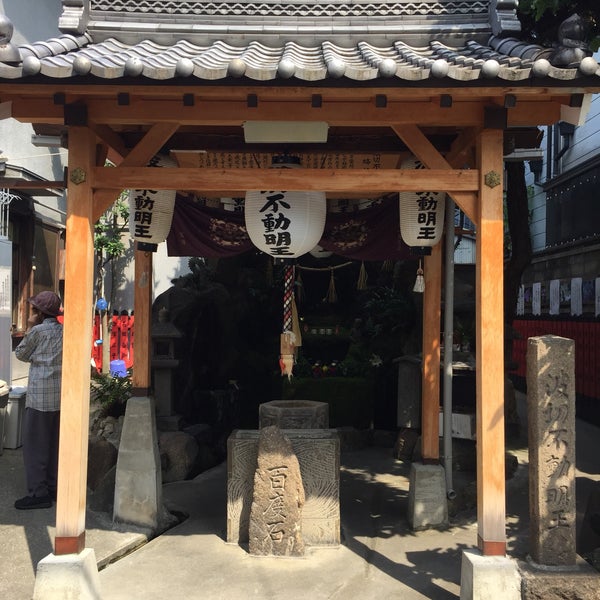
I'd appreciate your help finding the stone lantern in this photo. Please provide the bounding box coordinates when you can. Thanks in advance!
[151,306,183,430]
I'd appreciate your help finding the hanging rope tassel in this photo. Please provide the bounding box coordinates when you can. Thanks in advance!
[280,331,296,380]
[327,268,338,303]
[283,264,294,333]
[295,270,305,305]
[382,259,394,272]
[291,294,302,348]
[280,264,297,379]
[413,260,425,293]
[356,261,368,290]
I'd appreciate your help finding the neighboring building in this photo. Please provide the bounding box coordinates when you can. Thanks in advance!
[0,0,67,386]
[513,52,600,421]
[0,0,190,357]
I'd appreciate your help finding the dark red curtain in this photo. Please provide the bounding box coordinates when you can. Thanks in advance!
[167,194,412,260]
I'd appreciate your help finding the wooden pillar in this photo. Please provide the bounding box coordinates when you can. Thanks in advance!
[421,242,442,462]
[132,245,152,395]
[54,127,96,555]
[475,128,506,555]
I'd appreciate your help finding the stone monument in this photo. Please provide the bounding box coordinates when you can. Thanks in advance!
[249,426,305,556]
[227,428,340,547]
[527,335,576,566]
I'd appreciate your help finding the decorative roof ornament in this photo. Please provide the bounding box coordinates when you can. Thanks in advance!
[59,0,89,35]
[550,14,592,68]
[0,15,20,64]
[489,0,521,37]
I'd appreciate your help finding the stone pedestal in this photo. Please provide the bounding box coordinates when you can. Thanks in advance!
[114,396,163,530]
[460,549,520,600]
[407,462,448,529]
[33,549,101,600]
[228,429,340,547]
[259,400,328,429]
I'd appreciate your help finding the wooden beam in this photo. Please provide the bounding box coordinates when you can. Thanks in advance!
[7,93,570,128]
[92,122,180,221]
[132,247,152,394]
[445,127,480,169]
[0,178,64,189]
[91,167,478,193]
[54,126,96,555]
[421,243,442,462]
[475,128,506,556]
[391,124,477,222]
[88,122,130,160]
[0,82,581,105]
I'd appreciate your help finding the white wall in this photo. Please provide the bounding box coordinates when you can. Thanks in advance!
[0,0,67,224]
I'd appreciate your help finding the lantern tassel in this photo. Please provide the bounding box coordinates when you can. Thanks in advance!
[413,260,425,293]
[357,261,368,290]
[327,268,338,303]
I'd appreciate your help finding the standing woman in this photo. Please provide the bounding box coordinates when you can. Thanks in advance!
[14,291,63,509]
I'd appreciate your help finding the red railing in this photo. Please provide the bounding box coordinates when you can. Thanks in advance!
[91,313,134,372]
[511,319,600,400]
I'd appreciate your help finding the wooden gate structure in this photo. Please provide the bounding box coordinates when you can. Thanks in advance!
[0,0,599,567]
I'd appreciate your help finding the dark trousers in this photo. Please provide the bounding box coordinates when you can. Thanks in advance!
[22,408,60,498]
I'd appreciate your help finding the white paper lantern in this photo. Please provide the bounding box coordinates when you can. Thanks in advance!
[129,154,177,248]
[399,156,445,251]
[245,189,326,258]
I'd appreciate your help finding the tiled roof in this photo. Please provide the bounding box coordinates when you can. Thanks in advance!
[0,1,598,85]
[2,33,598,84]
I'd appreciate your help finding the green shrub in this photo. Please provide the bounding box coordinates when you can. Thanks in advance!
[90,371,132,417]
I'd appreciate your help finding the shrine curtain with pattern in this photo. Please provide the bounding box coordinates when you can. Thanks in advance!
[167,194,412,260]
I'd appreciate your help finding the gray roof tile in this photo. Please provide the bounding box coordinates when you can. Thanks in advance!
[1,32,598,84]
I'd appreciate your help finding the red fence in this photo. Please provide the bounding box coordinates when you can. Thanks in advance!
[91,313,134,372]
[511,319,600,401]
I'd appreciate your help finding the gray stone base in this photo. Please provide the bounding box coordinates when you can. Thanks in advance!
[156,414,184,431]
[33,549,101,600]
[460,549,520,600]
[228,429,340,547]
[407,462,448,529]
[259,400,329,429]
[114,396,163,530]
[519,556,600,600]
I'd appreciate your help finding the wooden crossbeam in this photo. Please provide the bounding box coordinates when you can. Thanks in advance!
[6,96,566,128]
[392,124,477,222]
[91,166,478,193]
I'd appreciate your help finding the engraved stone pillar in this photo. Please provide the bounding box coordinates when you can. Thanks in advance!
[249,426,305,556]
[527,335,576,566]
[227,429,340,547]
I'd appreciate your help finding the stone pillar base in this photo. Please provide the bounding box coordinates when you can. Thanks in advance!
[114,396,162,530]
[460,549,520,600]
[407,462,448,529]
[33,548,101,600]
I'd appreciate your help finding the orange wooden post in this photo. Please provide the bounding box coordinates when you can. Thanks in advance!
[421,241,442,462]
[475,128,506,556]
[54,126,96,555]
[132,246,152,395]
